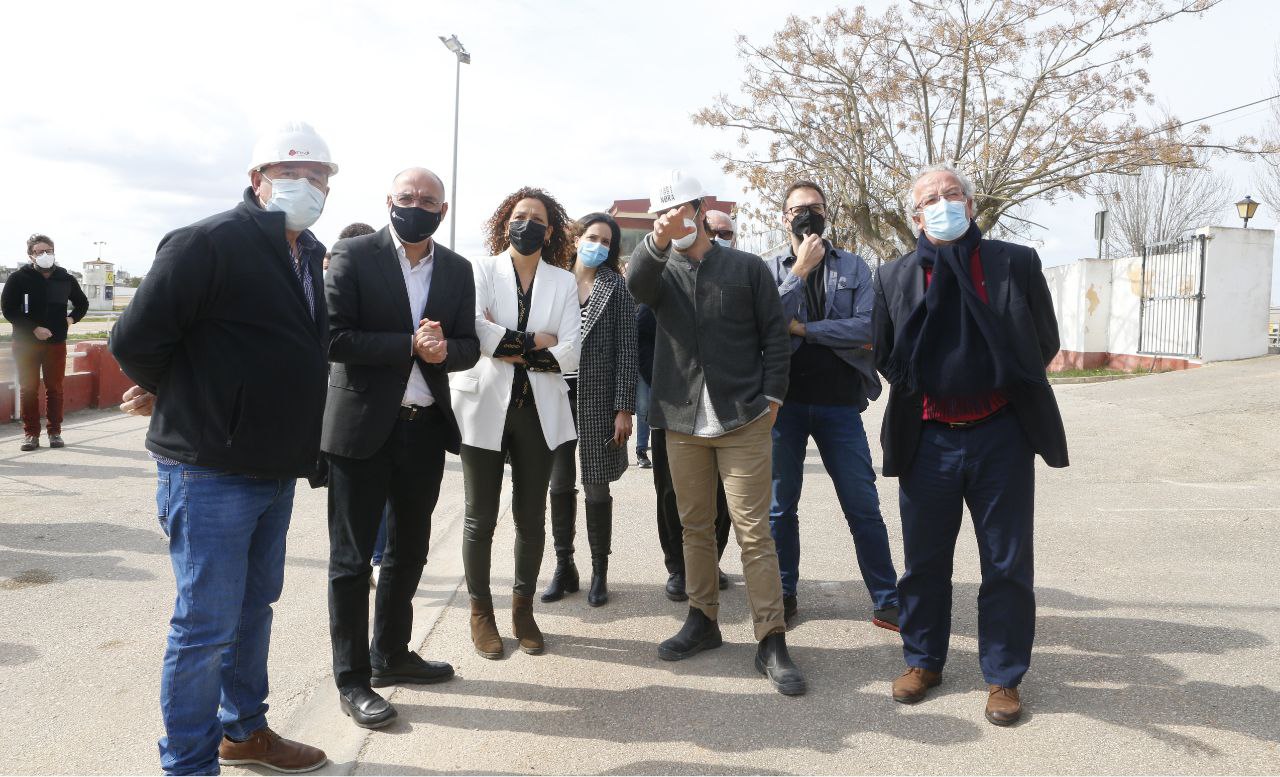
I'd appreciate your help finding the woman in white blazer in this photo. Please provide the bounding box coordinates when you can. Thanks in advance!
[451,187,580,660]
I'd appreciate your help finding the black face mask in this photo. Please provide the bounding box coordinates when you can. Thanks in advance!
[390,205,442,244]
[790,208,826,239]
[508,219,548,256]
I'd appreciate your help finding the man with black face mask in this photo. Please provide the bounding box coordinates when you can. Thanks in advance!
[321,167,479,728]
[764,180,901,633]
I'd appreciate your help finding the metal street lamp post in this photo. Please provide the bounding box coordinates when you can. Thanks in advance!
[93,241,107,260]
[1235,195,1260,228]
[439,34,471,251]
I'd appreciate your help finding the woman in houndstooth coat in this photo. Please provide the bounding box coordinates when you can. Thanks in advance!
[542,212,638,608]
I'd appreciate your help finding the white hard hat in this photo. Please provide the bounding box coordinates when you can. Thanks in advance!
[648,169,705,215]
[248,121,338,176]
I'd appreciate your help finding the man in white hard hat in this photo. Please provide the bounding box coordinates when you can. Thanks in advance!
[110,121,335,775]
[627,170,806,696]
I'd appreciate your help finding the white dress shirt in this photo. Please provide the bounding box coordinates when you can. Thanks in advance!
[393,226,436,407]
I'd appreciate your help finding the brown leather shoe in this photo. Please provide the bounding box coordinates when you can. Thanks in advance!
[511,593,545,654]
[986,685,1022,726]
[218,727,327,774]
[891,667,942,704]
[470,597,504,660]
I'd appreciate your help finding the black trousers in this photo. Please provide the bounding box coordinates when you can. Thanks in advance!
[651,428,730,575]
[327,410,446,690]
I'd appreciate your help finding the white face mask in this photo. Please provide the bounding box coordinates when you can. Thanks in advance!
[671,218,699,252]
[33,252,56,269]
[262,176,327,231]
[712,237,732,249]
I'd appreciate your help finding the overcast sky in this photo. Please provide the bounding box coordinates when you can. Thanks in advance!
[2,0,1277,301]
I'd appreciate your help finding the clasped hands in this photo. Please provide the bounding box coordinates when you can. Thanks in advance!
[414,319,448,364]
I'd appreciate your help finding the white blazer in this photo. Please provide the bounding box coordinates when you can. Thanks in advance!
[449,253,581,452]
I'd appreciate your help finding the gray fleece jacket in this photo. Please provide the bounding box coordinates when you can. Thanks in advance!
[627,234,789,436]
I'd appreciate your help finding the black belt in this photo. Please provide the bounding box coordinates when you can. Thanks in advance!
[926,405,1009,430]
[398,404,440,422]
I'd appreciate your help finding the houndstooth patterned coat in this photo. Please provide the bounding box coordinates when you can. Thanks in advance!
[575,266,638,484]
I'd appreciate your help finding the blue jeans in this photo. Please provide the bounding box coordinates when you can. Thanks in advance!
[635,376,651,453]
[898,411,1035,687]
[769,402,899,609]
[155,462,296,775]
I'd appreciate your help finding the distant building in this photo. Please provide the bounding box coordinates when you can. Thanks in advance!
[607,196,736,260]
[82,260,116,312]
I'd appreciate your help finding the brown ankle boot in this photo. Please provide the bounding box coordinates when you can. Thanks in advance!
[511,593,544,655]
[891,666,942,703]
[469,598,504,660]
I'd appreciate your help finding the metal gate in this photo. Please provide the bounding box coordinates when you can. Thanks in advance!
[1138,235,1207,358]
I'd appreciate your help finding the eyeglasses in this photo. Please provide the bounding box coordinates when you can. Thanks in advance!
[259,167,330,189]
[785,203,826,218]
[914,188,967,212]
[392,193,444,210]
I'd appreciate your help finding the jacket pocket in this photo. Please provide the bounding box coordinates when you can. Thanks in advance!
[450,374,480,393]
[720,285,754,322]
[155,470,171,536]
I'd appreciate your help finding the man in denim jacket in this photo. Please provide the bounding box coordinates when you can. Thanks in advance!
[764,180,900,632]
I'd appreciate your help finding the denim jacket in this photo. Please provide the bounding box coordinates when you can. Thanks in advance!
[766,243,882,405]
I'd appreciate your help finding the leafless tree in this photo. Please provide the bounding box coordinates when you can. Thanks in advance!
[1100,153,1230,257]
[1254,59,1280,218]
[697,0,1248,262]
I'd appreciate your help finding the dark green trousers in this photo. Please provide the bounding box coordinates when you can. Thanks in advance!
[461,403,555,599]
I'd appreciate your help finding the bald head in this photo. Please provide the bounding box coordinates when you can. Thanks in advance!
[706,210,736,247]
[391,167,446,200]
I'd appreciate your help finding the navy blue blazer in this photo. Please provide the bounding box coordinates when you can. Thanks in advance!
[872,238,1068,477]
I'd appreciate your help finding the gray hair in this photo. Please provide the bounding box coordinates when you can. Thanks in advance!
[908,163,975,209]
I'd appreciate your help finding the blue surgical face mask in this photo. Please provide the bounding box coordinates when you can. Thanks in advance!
[921,199,970,242]
[263,176,327,231]
[578,241,610,268]
[712,237,732,249]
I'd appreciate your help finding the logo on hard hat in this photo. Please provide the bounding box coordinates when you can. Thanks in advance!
[288,149,311,157]
[660,186,674,203]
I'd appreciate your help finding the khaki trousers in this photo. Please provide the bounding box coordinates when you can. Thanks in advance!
[666,414,785,641]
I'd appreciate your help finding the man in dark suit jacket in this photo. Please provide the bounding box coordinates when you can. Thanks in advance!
[873,165,1068,727]
[322,167,479,729]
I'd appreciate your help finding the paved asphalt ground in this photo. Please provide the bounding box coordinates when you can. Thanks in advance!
[1,357,1277,775]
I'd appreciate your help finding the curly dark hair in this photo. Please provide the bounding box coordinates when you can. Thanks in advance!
[483,187,574,270]
[338,222,375,240]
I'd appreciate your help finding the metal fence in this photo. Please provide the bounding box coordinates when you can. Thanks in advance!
[1138,234,1207,358]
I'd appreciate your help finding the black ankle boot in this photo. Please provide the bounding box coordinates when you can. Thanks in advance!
[657,607,722,661]
[541,491,579,603]
[585,499,612,607]
[755,631,807,696]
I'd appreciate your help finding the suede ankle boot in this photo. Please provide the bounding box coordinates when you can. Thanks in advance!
[469,598,504,660]
[511,593,545,654]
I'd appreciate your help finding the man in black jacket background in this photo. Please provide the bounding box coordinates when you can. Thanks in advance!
[321,167,478,728]
[1,234,88,450]
[873,164,1067,727]
[109,122,335,775]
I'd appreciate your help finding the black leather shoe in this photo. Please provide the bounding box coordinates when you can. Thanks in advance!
[872,605,901,632]
[718,568,729,590]
[339,686,397,729]
[371,651,454,687]
[658,607,722,661]
[637,450,652,469]
[540,558,580,603]
[665,572,688,602]
[587,561,609,607]
[755,632,807,696]
[783,594,798,622]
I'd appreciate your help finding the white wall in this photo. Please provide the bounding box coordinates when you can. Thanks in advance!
[1198,226,1276,362]
[1044,226,1274,363]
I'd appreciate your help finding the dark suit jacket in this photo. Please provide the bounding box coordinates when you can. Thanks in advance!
[321,227,479,459]
[872,238,1068,477]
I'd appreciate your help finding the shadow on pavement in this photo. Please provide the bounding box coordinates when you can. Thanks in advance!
[0,642,40,666]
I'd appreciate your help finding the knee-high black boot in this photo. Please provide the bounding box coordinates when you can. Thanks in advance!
[585,498,612,607]
[540,490,580,603]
